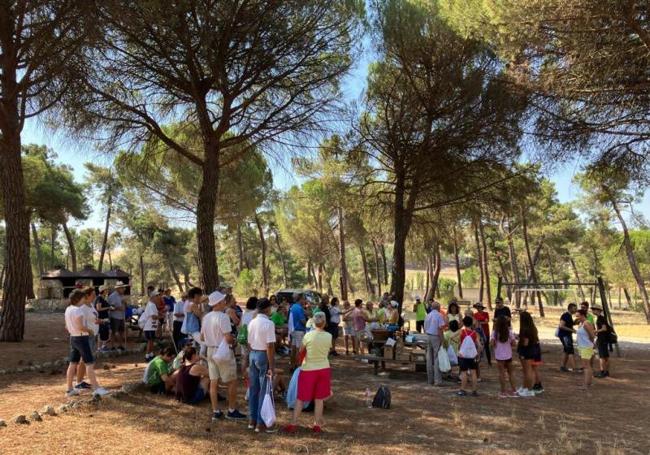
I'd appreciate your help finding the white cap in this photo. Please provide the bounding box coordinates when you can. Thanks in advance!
[391,300,399,308]
[208,291,226,307]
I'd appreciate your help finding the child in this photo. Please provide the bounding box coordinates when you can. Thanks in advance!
[517,311,541,397]
[341,301,355,355]
[457,316,481,397]
[443,320,461,378]
[490,316,517,398]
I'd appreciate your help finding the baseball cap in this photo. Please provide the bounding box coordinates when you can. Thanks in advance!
[208,290,226,307]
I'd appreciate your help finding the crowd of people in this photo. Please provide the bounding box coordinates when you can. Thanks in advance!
[63,281,616,430]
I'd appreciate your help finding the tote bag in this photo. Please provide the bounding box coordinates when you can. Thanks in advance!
[438,346,451,373]
[260,378,276,428]
[212,339,231,362]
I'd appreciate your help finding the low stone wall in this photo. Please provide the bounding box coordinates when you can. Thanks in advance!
[26,299,69,312]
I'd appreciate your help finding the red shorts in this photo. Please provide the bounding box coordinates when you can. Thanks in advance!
[297,368,331,401]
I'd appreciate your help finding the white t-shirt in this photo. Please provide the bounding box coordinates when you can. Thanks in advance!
[201,310,231,348]
[173,301,185,322]
[247,314,276,351]
[241,309,256,327]
[180,300,192,333]
[65,305,85,336]
[79,303,99,336]
[141,301,159,332]
[330,306,341,324]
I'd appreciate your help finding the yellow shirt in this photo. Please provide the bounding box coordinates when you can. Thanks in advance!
[301,330,332,371]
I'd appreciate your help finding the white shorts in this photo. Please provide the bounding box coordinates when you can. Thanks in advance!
[206,347,237,383]
[291,330,305,348]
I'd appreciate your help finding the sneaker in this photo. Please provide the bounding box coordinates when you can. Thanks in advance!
[281,424,298,434]
[559,366,570,372]
[518,388,535,397]
[93,387,109,397]
[247,423,256,430]
[265,426,278,434]
[212,410,225,421]
[532,384,544,394]
[456,390,467,397]
[75,381,91,390]
[226,410,247,421]
[66,388,80,397]
[312,425,323,434]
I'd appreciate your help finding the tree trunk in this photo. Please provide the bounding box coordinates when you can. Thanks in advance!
[98,192,112,272]
[623,287,632,308]
[337,206,349,301]
[478,218,492,310]
[473,222,484,302]
[521,206,544,317]
[31,223,44,277]
[547,248,558,306]
[195,151,220,293]
[306,260,313,286]
[372,239,382,296]
[569,257,585,300]
[381,243,388,286]
[169,261,183,293]
[0,264,5,290]
[317,263,323,292]
[506,215,522,308]
[0,64,31,340]
[139,254,146,296]
[431,243,441,299]
[62,222,77,273]
[107,249,113,270]
[254,215,269,295]
[611,199,650,322]
[425,257,430,298]
[453,226,463,299]
[272,228,288,287]
[49,225,56,269]
[237,224,245,274]
[359,244,372,296]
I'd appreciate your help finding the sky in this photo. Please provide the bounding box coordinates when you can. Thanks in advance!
[20,48,650,231]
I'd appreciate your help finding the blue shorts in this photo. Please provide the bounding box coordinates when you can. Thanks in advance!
[560,335,574,355]
[69,336,95,364]
[144,330,156,341]
[188,386,206,404]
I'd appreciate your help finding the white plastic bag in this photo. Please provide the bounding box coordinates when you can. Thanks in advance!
[212,339,231,362]
[438,346,451,373]
[447,345,458,366]
[261,377,276,428]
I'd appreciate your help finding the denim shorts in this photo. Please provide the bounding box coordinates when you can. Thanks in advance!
[69,336,95,364]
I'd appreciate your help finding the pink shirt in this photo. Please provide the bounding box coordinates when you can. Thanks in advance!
[491,329,515,361]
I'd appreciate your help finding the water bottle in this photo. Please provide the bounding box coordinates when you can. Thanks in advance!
[365,388,372,408]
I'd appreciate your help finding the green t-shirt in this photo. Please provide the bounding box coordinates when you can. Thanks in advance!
[415,303,427,321]
[147,356,170,386]
[301,330,332,371]
[444,329,460,353]
[586,313,595,325]
[270,311,286,327]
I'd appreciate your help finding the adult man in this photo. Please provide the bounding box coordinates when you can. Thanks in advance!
[424,301,446,386]
[493,297,511,324]
[201,290,246,422]
[414,297,426,333]
[141,291,162,362]
[289,293,307,369]
[163,288,176,332]
[108,281,128,351]
[558,303,577,372]
[247,298,277,433]
[64,289,108,397]
[592,305,612,378]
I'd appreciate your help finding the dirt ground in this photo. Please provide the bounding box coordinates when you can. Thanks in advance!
[0,312,649,454]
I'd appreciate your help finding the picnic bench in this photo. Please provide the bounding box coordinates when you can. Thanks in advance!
[355,353,427,375]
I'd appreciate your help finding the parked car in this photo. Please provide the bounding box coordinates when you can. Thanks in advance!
[275,288,322,308]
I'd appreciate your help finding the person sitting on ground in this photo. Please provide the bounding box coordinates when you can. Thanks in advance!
[592,305,612,378]
[558,303,578,372]
[175,345,210,404]
[457,315,480,397]
[491,315,518,398]
[202,290,247,421]
[64,289,109,397]
[576,309,596,390]
[146,346,177,394]
[283,312,333,434]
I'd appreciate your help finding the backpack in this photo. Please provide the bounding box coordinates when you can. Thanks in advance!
[372,385,391,409]
[458,330,478,359]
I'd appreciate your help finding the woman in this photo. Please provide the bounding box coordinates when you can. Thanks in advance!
[447,301,462,326]
[328,297,341,355]
[516,311,539,397]
[239,297,258,378]
[283,312,333,433]
[576,309,596,389]
[175,345,210,404]
[473,303,492,366]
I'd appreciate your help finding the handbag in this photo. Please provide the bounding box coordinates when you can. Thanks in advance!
[438,346,451,373]
[260,377,276,428]
[212,339,231,362]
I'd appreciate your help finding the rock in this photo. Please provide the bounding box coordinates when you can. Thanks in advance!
[0,369,6,375]
[41,405,56,416]
[0,419,6,427]
[29,411,42,422]
[57,404,69,414]
[42,362,52,369]
[12,415,28,424]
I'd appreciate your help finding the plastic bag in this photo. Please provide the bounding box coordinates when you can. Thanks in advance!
[237,324,248,345]
[212,339,231,362]
[438,346,451,373]
[260,377,276,428]
[447,345,458,366]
